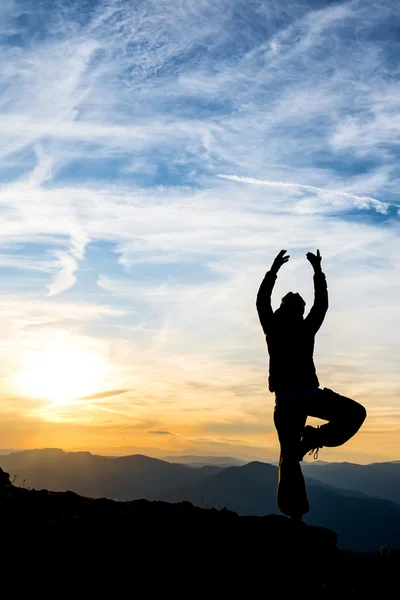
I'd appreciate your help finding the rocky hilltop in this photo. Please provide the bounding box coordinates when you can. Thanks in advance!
[0,467,398,596]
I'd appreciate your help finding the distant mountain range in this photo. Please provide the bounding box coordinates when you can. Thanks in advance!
[0,448,222,500]
[302,461,400,504]
[163,455,246,467]
[164,460,400,550]
[1,448,400,551]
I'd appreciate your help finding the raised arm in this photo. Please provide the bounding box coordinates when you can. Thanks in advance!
[304,249,328,333]
[256,249,289,334]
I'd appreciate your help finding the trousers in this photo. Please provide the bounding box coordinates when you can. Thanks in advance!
[273,387,366,517]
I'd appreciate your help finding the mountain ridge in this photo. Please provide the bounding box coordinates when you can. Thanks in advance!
[1,466,399,596]
[1,448,400,550]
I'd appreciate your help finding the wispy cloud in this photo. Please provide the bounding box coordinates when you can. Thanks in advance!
[217,175,389,214]
[47,226,89,296]
[78,389,130,401]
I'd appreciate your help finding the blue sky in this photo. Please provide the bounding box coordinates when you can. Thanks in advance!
[0,0,399,461]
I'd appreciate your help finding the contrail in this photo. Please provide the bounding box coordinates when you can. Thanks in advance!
[217,174,388,214]
[90,404,129,416]
[41,400,128,416]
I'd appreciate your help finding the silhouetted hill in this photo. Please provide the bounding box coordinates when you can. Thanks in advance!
[2,449,400,550]
[163,455,246,467]
[166,461,400,550]
[0,467,399,596]
[302,461,400,504]
[0,448,217,500]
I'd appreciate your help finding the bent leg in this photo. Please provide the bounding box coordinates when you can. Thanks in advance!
[306,388,366,447]
[274,399,309,517]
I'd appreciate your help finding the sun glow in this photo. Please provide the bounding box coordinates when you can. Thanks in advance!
[15,345,106,403]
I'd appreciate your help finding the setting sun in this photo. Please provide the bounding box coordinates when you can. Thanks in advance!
[14,346,106,403]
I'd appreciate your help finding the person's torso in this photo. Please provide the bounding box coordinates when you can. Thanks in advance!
[266,318,318,391]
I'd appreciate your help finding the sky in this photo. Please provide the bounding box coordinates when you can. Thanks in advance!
[0,0,399,463]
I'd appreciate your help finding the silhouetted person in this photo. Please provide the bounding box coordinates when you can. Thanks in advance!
[257,249,366,521]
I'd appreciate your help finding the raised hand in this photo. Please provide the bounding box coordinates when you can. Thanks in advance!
[306,249,322,271]
[271,249,290,274]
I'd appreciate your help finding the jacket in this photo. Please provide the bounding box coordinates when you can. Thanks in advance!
[256,269,328,392]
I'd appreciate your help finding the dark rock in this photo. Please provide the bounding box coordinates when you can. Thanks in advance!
[0,479,398,596]
[0,467,10,486]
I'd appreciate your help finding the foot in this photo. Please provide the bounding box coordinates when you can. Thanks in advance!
[298,425,321,461]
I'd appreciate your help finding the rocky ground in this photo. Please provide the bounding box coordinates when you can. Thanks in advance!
[0,467,398,596]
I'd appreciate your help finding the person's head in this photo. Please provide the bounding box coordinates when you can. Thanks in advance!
[278,292,306,319]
